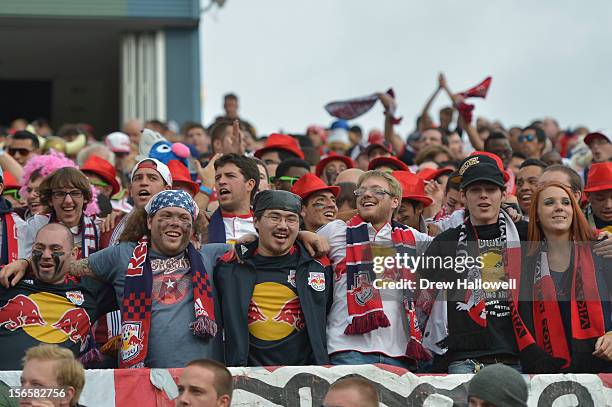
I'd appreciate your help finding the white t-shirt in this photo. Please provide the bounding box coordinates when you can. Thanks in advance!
[318,219,432,358]
[222,213,257,244]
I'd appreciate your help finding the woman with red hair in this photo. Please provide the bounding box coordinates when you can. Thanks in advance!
[516,181,612,372]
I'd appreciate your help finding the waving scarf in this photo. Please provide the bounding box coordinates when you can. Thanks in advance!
[343,215,430,361]
[119,237,217,368]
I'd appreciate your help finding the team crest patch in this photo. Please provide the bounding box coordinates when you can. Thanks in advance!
[121,322,143,361]
[308,272,325,292]
[66,291,84,306]
[240,245,248,255]
[287,270,296,288]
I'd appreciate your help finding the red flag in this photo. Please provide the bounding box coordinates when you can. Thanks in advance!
[459,76,492,99]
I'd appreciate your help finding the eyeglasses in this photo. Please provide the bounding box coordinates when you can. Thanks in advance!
[354,187,393,198]
[51,190,84,201]
[8,148,34,156]
[518,134,535,143]
[89,179,109,188]
[272,176,301,186]
[262,213,299,225]
[2,189,20,201]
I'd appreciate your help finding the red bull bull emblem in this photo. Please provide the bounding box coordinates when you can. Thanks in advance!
[273,297,305,330]
[349,271,374,306]
[121,322,143,361]
[308,272,325,292]
[52,308,91,351]
[248,300,267,324]
[287,270,296,288]
[0,294,46,331]
[65,291,84,306]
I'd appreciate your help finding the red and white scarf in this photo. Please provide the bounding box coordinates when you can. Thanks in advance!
[341,215,430,361]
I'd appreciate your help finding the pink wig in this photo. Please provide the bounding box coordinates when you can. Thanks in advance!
[19,150,100,216]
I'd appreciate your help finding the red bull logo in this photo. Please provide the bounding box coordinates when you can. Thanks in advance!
[52,308,91,350]
[273,297,305,331]
[308,272,325,292]
[349,272,374,306]
[0,292,92,347]
[0,294,46,331]
[121,323,143,361]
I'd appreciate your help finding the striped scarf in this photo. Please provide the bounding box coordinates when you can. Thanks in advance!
[343,215,430,361]
[49,213,99,258]
[119,237,217,368]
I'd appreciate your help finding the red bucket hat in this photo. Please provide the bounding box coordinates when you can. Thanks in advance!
[167,160,200,198]
[315,152,355,177]
[364,131,393,157]
[584,162,612,193]
[392,171,432,207]
[80,155,121,196]
[417,167,454,181]
[368,156,410,172]
[254,133,304,160]
[291,173,340,201]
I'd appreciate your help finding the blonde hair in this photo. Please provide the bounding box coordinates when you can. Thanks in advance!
[23,344,85,407]
[357,170,403,218]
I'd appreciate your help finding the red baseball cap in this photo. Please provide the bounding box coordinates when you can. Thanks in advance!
[80,155,121,196]
[368,156,410,172]
[392,171,432,207]
[291,173,340,201]
[254,133,304,160]
[584,131,611,146]
[584,162,612,193]
[167,160,199,198]
[315,152,355,177]
[417,167,454,181]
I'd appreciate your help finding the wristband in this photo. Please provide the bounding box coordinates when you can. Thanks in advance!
[199,185,213,196]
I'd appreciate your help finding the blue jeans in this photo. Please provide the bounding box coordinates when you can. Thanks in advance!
[447,358,522,374]
[330,351,415,370]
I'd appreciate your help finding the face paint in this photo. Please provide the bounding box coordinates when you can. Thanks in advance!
[31,250,43,271]
[51,251,66,279]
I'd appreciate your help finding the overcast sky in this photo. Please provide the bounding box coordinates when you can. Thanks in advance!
[200,0,612,138]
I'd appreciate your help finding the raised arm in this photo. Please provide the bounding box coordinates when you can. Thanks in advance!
[419,78,442,132]
[379,92,405,155]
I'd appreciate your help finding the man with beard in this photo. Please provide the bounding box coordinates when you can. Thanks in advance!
[318,170,433,369]
[2,190,228,368]
[214,190,333,366]
[208,154,259,244]
[291,173,339,232]
[584,162,612,233]
[0,223,117,369]
[392,171,432,233]
[315,153,355,186]
[515,159,546,220]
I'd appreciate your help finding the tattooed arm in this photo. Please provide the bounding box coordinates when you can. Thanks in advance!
[68,258,96,278]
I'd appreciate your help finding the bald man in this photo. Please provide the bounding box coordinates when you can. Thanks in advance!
[0,223,117,369]
[334,168,365,185]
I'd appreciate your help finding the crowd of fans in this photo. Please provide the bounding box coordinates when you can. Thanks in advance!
[0,73,611,405]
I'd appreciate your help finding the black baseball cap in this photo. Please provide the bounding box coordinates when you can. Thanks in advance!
[458,155,505,189]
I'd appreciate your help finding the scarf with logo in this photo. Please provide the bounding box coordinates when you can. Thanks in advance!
[48,213,99,259]
[341,214,430,360]
[119,237,217,368]
[517,244,605,371]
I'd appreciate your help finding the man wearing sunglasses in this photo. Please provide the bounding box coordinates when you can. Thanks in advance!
[272,158,310,192]
[318,170,433,370]
[518,126,546,159]
[6,130,40,166]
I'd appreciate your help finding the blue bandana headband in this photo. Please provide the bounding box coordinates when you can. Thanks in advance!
[145,190,199,221]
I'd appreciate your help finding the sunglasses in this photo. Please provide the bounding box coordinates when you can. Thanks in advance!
[8,148,33,156]
[518,134,535,143]
[271,176,300,186]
